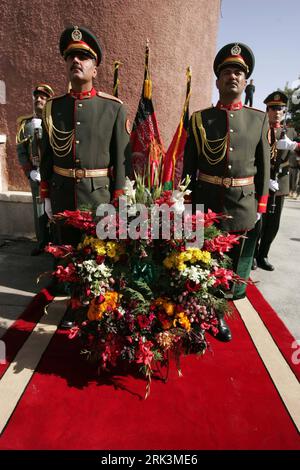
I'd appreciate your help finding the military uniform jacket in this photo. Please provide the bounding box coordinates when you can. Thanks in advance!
[183,103,270,232]
[40,88,131,214]
[271,126,297,196]
[16,115,42,177]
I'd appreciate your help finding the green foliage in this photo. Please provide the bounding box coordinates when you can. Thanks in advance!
[283,83,300,132]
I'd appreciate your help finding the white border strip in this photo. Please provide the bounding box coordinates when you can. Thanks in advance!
[0,299,67,434]
[234,297,300,432]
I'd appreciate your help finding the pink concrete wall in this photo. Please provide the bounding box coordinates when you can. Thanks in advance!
[0,0,220,190]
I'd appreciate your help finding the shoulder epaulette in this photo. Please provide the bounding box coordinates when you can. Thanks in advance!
[16,114,33,126]
[97,91,123,104]
[47,93,66,102]
[244,105,264,113]
[192,106,214,116]
[16,114,34,144]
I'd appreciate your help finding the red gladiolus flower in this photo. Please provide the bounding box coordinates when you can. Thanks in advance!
[54,263,78,282]
[45,243,73,258]
[211,267,234,290]
[204,234,241,254]
[135,339,154,367]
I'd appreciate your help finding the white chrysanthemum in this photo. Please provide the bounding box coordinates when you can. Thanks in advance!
[77,260,112,281]
[181,266,215,289]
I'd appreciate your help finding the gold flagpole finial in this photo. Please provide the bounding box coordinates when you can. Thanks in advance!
[144,39,152,99]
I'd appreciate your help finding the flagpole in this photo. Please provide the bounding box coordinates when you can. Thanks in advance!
[113,61,122,98]
[171,66,192,184]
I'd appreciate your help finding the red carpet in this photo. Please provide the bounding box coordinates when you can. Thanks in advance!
[0,288,54,380]
[246,282,300,380]
[0,289,299,450]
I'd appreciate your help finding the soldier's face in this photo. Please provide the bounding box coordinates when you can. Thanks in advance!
[267,107,284,125]
[66,52,97,86]
[216,67,247,99]
[33,93,48,115]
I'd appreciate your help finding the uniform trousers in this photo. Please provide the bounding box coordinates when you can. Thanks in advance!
[256,194,284,260]
[230,222,260,299]
[289,167,299,193]
[30,179,50,249]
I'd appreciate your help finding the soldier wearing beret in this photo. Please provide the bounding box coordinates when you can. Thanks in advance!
[40,25,131,327]
[183,43,270,341]
[255,92,298,271]
[16,83,54,255]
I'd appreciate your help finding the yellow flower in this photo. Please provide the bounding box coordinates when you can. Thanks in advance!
[174,312,191,331]
[186,248,211,265]
[93,239,106,255]
[177,262,186,271]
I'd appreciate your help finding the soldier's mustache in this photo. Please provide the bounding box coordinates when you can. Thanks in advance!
[71,65,82,71]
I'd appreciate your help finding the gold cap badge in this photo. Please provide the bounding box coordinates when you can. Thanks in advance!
[71,26,82,42]
[231,44,241,55]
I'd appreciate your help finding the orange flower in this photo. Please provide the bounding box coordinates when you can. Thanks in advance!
[87,291,120,321]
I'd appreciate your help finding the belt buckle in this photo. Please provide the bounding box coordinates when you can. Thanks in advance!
[222,177,232,188]
[75,168,85,179]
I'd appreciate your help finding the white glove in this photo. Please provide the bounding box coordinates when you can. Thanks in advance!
[256,212,261,222]
[29,169,41,182]
[269,179,279,192]
[44,198,53,220]
[276,136,297,151]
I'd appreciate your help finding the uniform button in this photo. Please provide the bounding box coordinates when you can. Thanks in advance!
[229,147,233,151]
[230,113,234,118]
[228,164,232,170]
[230,129,234,133]
[75,159,80,163]
[76,179,81,183]
[76,140,80,144]
[76,121,81,125]
[78,103,83,108]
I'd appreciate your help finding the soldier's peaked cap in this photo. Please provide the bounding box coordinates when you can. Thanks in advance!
[33,83,54,98]
[214,42,254,78]
[264,91,288,107]
[59,25,102,66]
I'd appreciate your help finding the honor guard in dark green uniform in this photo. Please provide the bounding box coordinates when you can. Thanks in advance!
[183,43,270,341]
[40,25,132,240]
[255,92,297,271]
[40,25,132,328]
[16,83,54,255]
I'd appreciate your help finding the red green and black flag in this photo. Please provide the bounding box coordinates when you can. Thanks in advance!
[130,40,165,184]
[162,66,191,189]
